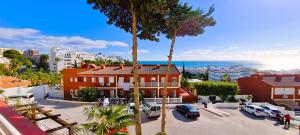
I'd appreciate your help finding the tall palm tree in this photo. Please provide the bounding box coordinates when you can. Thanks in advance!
[81,105,134,135]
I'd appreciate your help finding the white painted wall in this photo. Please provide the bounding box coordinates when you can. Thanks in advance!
[3,85,64,100]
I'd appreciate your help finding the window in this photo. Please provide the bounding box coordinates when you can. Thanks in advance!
[130,77,133,83]
[99,77,104,83]
[274,88,295,95]
[91,77,96,83]
[274,88,284,95]
[74,90,78,96]
[109,77,114,83]
[70,89,74,95]
[83,77,87,82]
[74,78,78,82]
[161,77,166,82]
[70,77,73,82]
[298,89,300,95]
[151,77,156,81]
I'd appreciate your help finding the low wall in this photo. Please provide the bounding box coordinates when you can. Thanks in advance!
[213,102,240,109]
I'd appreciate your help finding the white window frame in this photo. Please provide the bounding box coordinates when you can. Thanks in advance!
[83,77,87,82]
[74,78,78,82]
[70,77,73,82]
[109,77,114,83]
[74,90,78,96]
[99,77,104,83]
[91,77,96,83]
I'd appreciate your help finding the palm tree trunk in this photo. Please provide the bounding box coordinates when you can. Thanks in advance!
[161,30,177,133]
[131,1,142,135]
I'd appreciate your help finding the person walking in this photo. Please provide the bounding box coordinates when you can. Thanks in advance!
[283,113,291,129]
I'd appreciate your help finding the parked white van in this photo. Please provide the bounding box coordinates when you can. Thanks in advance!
[143,102,161,119]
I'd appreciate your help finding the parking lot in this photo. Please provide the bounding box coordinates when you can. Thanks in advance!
[38,100,298,135]
[128,108,298,135]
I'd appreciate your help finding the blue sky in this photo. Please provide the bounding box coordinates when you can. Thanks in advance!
[1,0,300,69]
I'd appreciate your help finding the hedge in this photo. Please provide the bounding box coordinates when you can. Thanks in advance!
[194,81,239,101]
[78,87,100,102]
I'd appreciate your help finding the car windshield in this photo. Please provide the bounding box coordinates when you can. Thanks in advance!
[272,110,281,113]
[185,105,197,112]
[256,108,265,112]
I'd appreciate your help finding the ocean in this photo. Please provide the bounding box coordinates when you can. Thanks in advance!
[138,61,264,69]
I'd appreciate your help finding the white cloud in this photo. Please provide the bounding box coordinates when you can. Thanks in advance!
[112,49,149,55]
[228,46,240,50]
[0,27,128,52]
[183,50,212,55]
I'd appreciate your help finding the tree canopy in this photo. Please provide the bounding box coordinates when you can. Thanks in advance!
[3,49,23,59]
[87,0,178,41]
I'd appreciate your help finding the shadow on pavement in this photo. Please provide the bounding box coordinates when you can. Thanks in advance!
[140,111,160,124]
[37,99,82,109]
[172,110,197,122]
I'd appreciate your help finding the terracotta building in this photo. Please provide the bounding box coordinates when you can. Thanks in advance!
[238,73,300,105]
[63,64,184,100]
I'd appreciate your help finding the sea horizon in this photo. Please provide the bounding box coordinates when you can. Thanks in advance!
[138,60,300,71]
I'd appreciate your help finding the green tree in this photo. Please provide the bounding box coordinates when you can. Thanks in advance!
[0,63,6,75]
[221,74,231,82]
[38,54,49,70]
[87,1,178,134]
[160,4,216,133]
[3,49,22,59]
[78,87,100,102]
[81,105,134,135]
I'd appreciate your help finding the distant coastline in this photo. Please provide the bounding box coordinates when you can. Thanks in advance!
[138,60,264,69]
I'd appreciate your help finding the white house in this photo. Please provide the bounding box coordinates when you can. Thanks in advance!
[49,47,97,73]
[208,65,255,82]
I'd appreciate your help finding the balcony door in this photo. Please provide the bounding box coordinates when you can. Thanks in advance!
[151,77,156,87]
[140,77,145,87]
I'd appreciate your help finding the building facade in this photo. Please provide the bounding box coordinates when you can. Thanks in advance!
[63,64,181,100]
[208,65,254,82]
[238,74,300,104]
[49,47,97,73]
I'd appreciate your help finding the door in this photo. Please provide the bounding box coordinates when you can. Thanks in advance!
[140,77,145,86]
[110,90,115,98]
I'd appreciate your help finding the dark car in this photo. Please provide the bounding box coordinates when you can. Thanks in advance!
[175,104,200,119]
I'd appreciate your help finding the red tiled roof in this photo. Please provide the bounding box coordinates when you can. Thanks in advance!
[0,76,31,89]
[77,65,181,75]
[0,101,46,135]
[262,76,300,87]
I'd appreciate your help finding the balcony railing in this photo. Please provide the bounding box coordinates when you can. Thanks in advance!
[116,82,179,88]
[159,82,179,87]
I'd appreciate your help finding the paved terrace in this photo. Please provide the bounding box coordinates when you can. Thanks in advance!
[35,99,299,135]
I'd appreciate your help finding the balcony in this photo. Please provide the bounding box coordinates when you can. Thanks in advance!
[139,82,158,87]
[159,82,179,87]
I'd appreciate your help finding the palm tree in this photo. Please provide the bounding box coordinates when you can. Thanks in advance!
[81,105,134,135]
[221,74,231,82]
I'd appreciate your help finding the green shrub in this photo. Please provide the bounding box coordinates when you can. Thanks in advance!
[78,87,100,102]
[227,96,238,102]
[194,81,239,101]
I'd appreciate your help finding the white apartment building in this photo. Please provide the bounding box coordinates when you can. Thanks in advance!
[208,65,255,82]
[49,47,97,73]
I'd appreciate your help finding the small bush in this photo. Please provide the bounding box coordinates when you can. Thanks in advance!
[227,96,238,102]
[156,132,167,135]
[78,87,99,102]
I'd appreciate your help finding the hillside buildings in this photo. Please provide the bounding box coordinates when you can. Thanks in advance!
[49,47,97,73]
[208,65,255,82]
[63,64,182,99]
